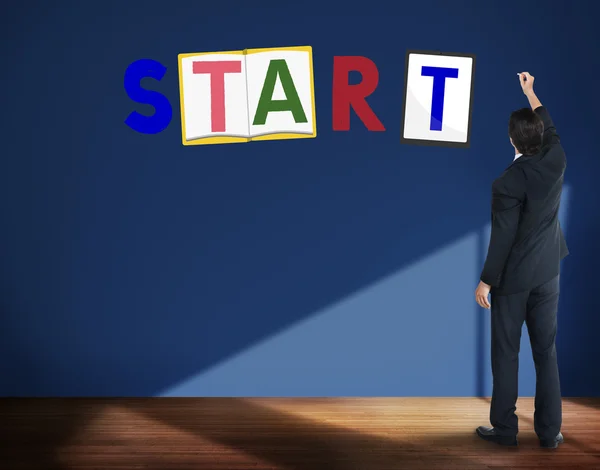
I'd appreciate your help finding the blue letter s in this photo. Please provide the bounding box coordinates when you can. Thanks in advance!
[421,66,459,131]
[124,59,172,134]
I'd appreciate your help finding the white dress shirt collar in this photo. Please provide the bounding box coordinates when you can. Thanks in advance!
[514,153,523,161]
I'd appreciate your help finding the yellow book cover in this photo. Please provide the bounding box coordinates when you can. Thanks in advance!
[178,46,316,146]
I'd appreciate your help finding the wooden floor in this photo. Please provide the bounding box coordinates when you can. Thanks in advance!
[0,398,599,469]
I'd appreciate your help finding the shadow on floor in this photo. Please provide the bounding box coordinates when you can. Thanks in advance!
[127,398,502,470]
[0,399,101,470]
[2,398,598,469]
[0,398,492,470]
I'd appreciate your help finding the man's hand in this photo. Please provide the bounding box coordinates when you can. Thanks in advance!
[518,71,542,110]
[517,72,535,95]
[475,281,491,309]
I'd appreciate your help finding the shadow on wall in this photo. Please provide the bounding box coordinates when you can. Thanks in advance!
[161,229,484,396]
[0,175,575,398]
[157,187,570,397]
[1,139,498,397]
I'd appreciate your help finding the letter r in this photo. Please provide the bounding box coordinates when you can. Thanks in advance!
[332,56,385,131]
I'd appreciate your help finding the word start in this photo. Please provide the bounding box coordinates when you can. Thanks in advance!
[124,46,475,147]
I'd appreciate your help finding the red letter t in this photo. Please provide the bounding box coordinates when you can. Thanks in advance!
[193,60,242,133]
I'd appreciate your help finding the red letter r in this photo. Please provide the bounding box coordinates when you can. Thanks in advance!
[332,56,385,131]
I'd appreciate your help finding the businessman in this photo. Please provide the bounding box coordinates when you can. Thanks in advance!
[474,72,568,449]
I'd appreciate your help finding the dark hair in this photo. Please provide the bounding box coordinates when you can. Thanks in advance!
[508,108,544,155]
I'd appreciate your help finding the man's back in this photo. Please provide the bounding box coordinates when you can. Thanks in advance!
[492,106,569,295]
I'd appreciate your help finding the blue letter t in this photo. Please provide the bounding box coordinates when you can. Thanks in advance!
[420,66,459,131]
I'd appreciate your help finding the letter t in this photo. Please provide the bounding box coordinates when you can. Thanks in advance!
[193,60,242,133]
[420,66,459,131]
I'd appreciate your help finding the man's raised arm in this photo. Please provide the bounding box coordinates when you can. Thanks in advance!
[518,72,560,147]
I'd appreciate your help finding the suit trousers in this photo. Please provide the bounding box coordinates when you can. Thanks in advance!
[489,274,562,441]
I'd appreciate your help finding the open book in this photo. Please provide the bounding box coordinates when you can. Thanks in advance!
[178,46,316,146]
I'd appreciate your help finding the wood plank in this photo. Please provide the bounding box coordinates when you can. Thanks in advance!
[0,398,598,469]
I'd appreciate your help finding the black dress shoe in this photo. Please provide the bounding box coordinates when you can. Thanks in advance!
[540,432,564,449]
[476,426,518,446]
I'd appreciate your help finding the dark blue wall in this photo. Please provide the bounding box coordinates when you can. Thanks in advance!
[1,1,598,397]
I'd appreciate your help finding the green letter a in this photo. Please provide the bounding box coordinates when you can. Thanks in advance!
[252,59,308,126]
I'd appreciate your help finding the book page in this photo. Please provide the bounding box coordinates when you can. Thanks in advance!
[245,46,316,141]
[178,50,250,145]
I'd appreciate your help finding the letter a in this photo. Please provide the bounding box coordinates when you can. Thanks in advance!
[253,59,307,125]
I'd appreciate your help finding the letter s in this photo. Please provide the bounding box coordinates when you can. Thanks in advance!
[124,59,172,134]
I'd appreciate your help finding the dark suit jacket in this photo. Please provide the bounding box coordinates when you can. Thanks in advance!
[480,106,569,295]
